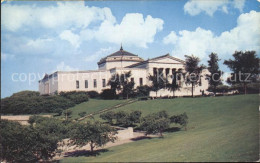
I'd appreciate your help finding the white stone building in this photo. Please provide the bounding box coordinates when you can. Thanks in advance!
[39,46,209,97]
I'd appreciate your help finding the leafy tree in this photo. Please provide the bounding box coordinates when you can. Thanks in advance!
[69,121,117,153]
[100,111,116,124]
[0,119,62,162]
[224,51,259,94]
[108,71,135,99]
[78,112,87,118]
[184,55,206,97]
[170,112,189,130]
[129,110,142,124]
[166,69,183,96]
[148,74,166,97]
[115,111,129,126]
[206,53,222,95]
[140,111,170,137]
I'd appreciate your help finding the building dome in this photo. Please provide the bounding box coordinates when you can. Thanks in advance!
[97,45,144,70]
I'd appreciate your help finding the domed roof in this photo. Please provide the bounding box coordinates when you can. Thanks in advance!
[97,45,144,65]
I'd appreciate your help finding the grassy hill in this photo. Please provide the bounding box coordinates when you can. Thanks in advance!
[62,99,127,119]
[62,94,259,162]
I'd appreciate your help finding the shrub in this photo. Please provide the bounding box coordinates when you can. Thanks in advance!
[100,89,118,99]
[1,90,90,115]
[59,91,89,104]
[78,112,87,117]
[100,111,116,124]
[87,91,100,98]
[136,85,150,97]
[140,111,170,137]
[170,112,188,130]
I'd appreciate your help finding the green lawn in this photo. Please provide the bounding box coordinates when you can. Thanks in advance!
[62,94,259,162]
[63,99,127,120]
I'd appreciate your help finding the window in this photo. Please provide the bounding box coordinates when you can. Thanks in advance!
[131,78,134,83]
[85,80,88,88]
[94,79,97,88]
[139,78,143,86]
[102,79,106,87]
[76,80,79,89]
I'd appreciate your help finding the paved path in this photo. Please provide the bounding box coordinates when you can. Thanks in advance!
[53,131,157,160]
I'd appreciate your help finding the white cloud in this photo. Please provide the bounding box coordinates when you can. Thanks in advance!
[81,14,164,48]
[56,61,79,71]
[163,31,178,44]
[184,0,245,16]
[1,52,14,61]
[163,11,260,60]
[2,2,163,49]
[85,47,114,62]
[59,30,80,48]
[2,2,116,31]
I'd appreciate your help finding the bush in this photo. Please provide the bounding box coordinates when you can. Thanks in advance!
[1,90,90,115]
[0,119,64,162]
[100,89,118,99]
[59,91,89,104]
[87,91,100,98]
[170,112,188,130]
[136,85,150,97]
[100,111,116,124]
[78,112,87,117]
[140,111,170,137]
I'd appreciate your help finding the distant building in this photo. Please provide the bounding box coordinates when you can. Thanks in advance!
[39,46,209,97]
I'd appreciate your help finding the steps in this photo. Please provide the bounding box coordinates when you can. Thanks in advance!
[78,99,138,121]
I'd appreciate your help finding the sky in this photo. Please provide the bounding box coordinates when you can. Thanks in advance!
[1,0,260,98]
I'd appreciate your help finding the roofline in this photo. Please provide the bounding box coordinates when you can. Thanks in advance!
[126,53,185,68]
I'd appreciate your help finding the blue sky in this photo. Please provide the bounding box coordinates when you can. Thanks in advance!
[1,0,260,98]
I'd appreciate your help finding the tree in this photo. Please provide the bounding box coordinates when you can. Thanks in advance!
[184,55,205,97]
[148,74,166,97]
[206,53,222,95]
[100,111,116,125]
[108,71,135,99]
[140,111,170,137]
[69,121,117,153]
[115,111,129,126]
[170,112,189,130]
[0,119,62,162]
[129,110,142,124]
[166,69,183,96]
[224,51,259,94]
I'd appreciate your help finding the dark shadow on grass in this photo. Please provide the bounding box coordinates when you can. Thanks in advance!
[130,136,152,141]
[164,127,181,133]
[64,149,109,157]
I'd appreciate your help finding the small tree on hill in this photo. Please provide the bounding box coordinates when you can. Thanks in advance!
[100,111,116,125]
[140,111,170,137]
[224,51,259,94]
[206,53,222,95]
[69,121,117,153]
[170,112,189,130]
[185,55,206,97]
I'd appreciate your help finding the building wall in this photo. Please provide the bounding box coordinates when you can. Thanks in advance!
[39,56,210,97]
[57,71,111,93]
[39,75,58,95]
